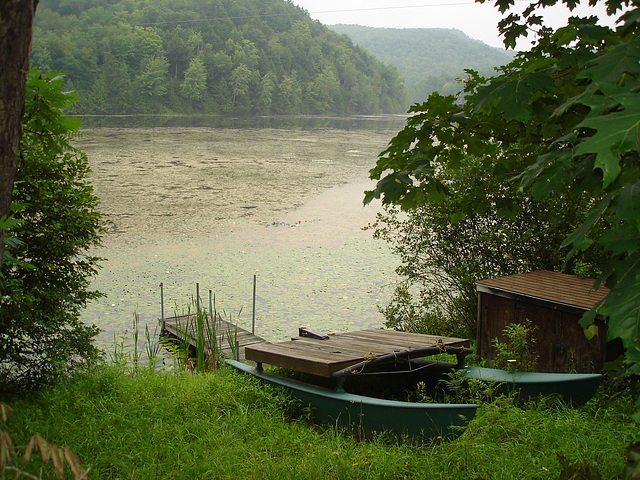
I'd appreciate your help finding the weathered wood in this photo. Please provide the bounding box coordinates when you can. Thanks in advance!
[244,343,349,378]
[341,329,469,347]
[291,335,453,357]
[160,314,265,361]
[332,346,474,381]
[294,329,468,349]
[476,270,620,373]
[245,329,470,378]
[298,327,330,340]
[477,270,609,310]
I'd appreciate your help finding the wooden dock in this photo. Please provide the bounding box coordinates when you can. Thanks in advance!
[160,314,266,360]
[160,310,470,376]
[245,329,470,378]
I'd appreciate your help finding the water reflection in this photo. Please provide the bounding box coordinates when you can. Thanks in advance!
[77,114,407,131]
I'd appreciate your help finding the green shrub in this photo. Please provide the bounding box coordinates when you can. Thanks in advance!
[0,71,106,394]
[491,320,539,372]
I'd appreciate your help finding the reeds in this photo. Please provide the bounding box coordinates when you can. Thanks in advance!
[110,313,169,374]
[108,288,241,374]
[163,291,240,372]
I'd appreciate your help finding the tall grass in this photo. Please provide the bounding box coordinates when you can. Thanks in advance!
[2,361,637,480]
[2,304,637,479]
[165,295,239,372]
[109,293,240,375]
[110,313,168,373]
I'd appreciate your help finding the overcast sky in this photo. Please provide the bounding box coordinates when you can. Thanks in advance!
[292,0,620,50]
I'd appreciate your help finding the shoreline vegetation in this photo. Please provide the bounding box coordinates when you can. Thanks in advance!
[1,320,636,480]
[33,0,407,117]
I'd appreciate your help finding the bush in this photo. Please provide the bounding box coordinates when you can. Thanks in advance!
[0,71,106,393]
[370,155,608,339]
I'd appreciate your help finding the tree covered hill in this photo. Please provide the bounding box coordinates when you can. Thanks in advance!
[329,24,514,104]
[31,0,407,116]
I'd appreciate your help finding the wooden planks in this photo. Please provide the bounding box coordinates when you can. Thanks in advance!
[477,270,609,311]
[245,329,470,378]
[162,316,470,377]
[161,314,265,360]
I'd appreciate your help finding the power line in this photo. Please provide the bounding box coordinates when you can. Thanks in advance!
[44,1,487,32]
[306,2,481,16]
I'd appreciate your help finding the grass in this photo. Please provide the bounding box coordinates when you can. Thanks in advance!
[1,315,637,479]
[1,360,637,480]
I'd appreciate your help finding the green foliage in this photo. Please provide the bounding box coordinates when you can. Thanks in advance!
[2,362,635,479]
[0,71,106,394]
[32,0,407,115]
[0,204,34,276]
[366,1,640,389]
[180,54,207,102]
[110,313,169,374]
[162,299,239,373]
[369,150,606,338]
[378,284,467,337]
[136,55,170,98]
[440,372,498,404]
[491,320,539,372]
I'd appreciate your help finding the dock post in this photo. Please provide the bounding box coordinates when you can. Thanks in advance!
[252,274,256,334]
[160,282,165,331]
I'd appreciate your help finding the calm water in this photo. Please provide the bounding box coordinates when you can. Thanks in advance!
[77,115,406,345]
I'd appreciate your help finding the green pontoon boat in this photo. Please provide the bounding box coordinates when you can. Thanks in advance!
[461,366,602,406]
[227,359,479,441]
[227,328,480,440]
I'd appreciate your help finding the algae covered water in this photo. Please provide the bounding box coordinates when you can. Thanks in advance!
[78,115,405,345]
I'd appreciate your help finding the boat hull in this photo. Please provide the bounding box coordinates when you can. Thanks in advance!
[461,366,601,406]
[227,359,478,441]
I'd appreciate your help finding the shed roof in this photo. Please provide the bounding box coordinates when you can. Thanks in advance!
[477,270,609,311]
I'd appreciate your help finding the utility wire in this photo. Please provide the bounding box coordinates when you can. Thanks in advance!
[43,1,493,32]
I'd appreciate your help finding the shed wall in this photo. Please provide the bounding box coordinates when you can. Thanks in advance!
[478,291,609,373]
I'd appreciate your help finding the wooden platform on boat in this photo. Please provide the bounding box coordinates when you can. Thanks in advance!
[160,314,265,360]
[244,329,470,378]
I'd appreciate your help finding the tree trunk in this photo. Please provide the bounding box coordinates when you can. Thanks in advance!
[0,0,39,278]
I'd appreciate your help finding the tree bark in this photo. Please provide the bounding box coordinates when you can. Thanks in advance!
[0,0,39,277]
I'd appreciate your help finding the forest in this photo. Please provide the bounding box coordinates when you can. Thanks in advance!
[329,24,514,104]
[31,0,407,115]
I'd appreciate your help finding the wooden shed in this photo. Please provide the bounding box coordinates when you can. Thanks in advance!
[476,270,619,373]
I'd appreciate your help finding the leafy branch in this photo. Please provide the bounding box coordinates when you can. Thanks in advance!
[366,0,640,397]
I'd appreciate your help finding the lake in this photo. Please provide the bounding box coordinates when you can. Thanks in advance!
[77,115,407,345]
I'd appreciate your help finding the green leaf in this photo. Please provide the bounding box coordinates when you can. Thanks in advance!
[575,96,640,187]
[375,171,413,205]
[599,224,640,256]
[450,212,466,224]
[579,38,640,83]
[579,306,599,329]
[522,148,574,198]
[553,88,590,118]
[362,189,378,206]
[400,188,427,211]
[584,324,599,340]
[474,73,553,122]
[620,6,640,31]
[561,195,611,250]
[612,181,640,227]
[599,255,640,344]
